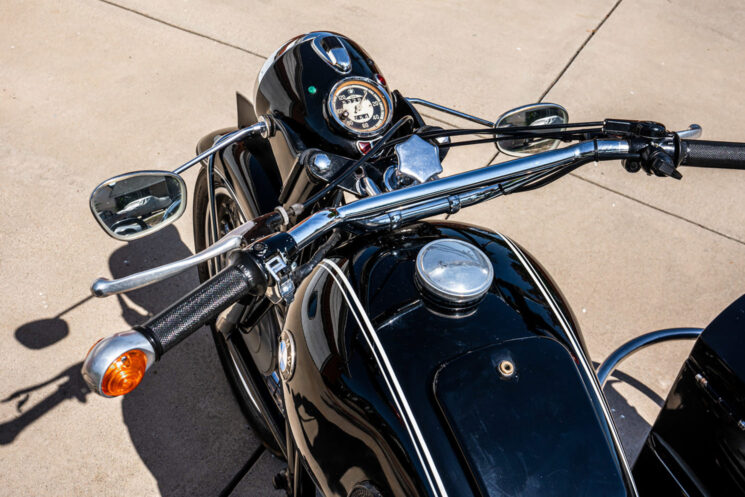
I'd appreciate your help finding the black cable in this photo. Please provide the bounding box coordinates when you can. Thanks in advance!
[207,149,219,249]
[301,115,414,210]
[383,121,604,148]
[439,128,603,148]
[293,230,343,284]
[512,161,589,192]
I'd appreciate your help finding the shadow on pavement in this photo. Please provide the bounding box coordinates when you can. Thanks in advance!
[0,361,88,445]
[2,226,260,496]
[598,363,664,463]
[14,296,92,349]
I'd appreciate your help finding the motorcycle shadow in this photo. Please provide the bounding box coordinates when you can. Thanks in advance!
[1,226,262,496]
[111,226,263,496]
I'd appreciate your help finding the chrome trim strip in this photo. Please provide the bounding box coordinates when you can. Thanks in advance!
[495,233,640,496]
[319,260,448,497]
[406,97,494,127]
[597,328,702,386]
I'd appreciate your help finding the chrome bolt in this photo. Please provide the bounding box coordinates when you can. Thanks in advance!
[695,373,708,387]
[498,360,515,377]
[258,115,273,138]
[312,153,331,173]
[252,242,267,256]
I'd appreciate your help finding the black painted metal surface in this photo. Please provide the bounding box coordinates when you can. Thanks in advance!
[633,294,745,496]
[436,337,626,497]
[281,220,631,497]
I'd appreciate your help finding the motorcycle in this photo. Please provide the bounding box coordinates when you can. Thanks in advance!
[81,32,745,497]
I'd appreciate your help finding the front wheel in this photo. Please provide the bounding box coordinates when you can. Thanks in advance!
[192,167,283,456]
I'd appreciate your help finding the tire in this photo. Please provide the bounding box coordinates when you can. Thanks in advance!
[193,167,283,456]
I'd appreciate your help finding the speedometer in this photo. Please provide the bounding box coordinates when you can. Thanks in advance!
[328,77,392,138]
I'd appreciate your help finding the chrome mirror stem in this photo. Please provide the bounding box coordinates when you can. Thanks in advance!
[406,98,494,127]
[173,121,267,174]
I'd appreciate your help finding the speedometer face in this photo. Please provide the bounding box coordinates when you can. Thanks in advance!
[328,77,392,138]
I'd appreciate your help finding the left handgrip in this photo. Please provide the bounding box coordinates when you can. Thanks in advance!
[82,252,267,397]
[138,252,267,356]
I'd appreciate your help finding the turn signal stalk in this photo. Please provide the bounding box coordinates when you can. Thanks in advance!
[81,330,156,397]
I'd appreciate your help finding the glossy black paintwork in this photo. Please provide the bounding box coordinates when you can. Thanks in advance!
[633,294,745,496]
[436,338,626,497]
[252,33,425,208]
[254,34,388,170]
[281,221,631,497]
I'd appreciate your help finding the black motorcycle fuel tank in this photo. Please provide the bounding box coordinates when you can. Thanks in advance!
[280,221,634,497]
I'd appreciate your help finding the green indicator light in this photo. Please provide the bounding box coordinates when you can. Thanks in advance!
[308,85,317,95]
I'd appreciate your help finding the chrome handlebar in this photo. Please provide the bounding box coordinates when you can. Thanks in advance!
[285,139,630,254]
[97,135,704,299]
[90,139,632,298]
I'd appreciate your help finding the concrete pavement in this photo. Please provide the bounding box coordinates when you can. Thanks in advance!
[2,1,744,495]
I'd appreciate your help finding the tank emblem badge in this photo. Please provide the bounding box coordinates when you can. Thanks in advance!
[278,330,296,382]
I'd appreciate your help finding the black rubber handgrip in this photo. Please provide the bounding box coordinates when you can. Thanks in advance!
[680,140,745,169]
[139,252,266,356]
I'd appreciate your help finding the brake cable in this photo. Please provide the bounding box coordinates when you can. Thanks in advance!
[382,121,604,148]
[439,128,604,149]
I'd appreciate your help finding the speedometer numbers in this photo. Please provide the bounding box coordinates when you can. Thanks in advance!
[328,77,392,138]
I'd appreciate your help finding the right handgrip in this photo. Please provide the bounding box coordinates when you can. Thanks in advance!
[138,252,267,356]
[680,140,745,169]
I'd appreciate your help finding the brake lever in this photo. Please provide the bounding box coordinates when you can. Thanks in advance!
[90,212,280,297]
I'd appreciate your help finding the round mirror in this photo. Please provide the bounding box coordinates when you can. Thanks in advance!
[494,103,568,157]
[89,171,187,241]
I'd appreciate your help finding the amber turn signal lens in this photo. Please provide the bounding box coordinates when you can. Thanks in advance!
[101,349,147,396]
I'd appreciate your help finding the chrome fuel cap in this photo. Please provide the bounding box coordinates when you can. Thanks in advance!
[415,239,493,305]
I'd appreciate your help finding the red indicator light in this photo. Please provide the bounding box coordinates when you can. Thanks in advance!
[357,141,372,154]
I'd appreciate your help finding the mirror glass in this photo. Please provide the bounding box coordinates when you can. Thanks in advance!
[90,171,186,241]
[494,103,568,157]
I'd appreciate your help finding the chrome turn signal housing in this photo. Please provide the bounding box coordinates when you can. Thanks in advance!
[82,330,156,397]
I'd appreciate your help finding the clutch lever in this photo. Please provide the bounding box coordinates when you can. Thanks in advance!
[91,212,280,297]
[675,124,702,139]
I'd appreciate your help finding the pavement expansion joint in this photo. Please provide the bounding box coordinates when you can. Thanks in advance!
[539,0,624,102]
[95,0,268,60]
[569,173,745,246]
